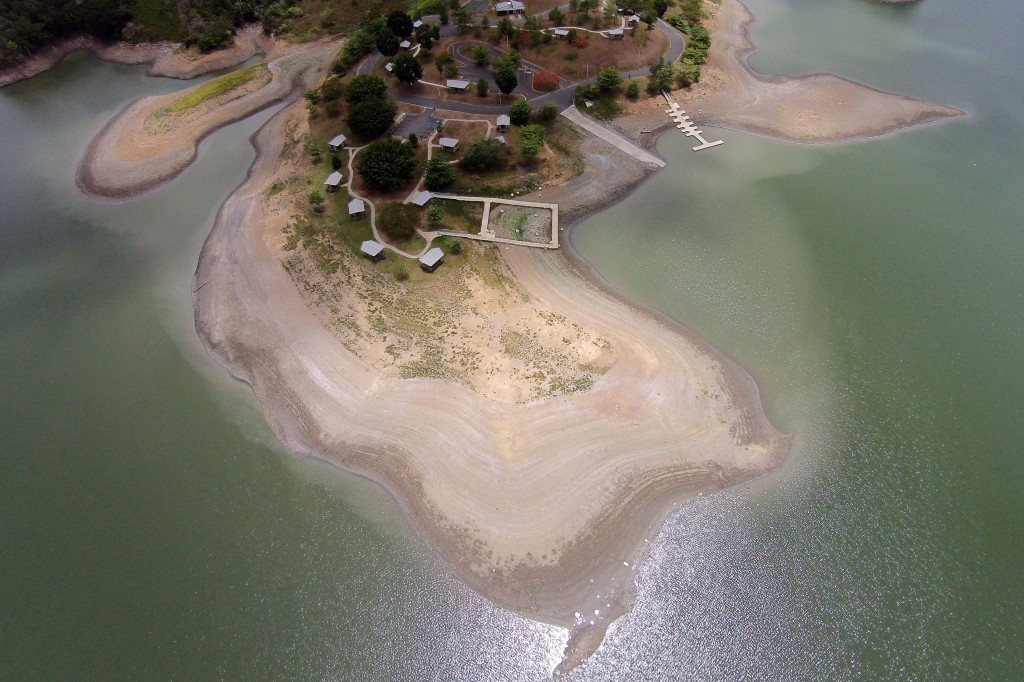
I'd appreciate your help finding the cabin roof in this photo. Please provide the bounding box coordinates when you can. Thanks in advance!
[329,134,347,147]
[420,247,445,267]
[360,240,384,257]
[411,190,433,206]
[348,198,365,213]
[324,171,343,186]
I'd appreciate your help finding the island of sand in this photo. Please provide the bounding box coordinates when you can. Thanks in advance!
[66,0,962,669]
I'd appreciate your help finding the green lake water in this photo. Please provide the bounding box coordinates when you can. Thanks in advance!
[1,0,1021,678]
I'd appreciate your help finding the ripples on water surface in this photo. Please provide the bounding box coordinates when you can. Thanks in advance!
[1,0,1021,678]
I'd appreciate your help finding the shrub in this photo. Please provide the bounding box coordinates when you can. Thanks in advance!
[347,96,397,138]
[394,263,410,281]
[537,102,559,123]
[509,100,532,126]
[357,139,417,190]
[308,190,324,212]
[331,154,343,170]
[460,137,508,172]
[570,32,588,49]
[596,67,622,92]
[549,8,564,24]
[476,78,489,97]
[332,29,376,75]
[424,158,456,190]
[625,79,640,100]
[425,203,446,224]
[471,44,490,66]
[518,123,545,162]
[675,61,701,87]
[533,70,559,92]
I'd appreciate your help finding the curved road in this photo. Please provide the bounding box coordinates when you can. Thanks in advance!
[356,19,685,116]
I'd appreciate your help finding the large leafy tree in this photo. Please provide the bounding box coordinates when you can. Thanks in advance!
[460,137,508,172]
[494,67,517,95]
[347,96,397,138]
[345,74,388,104]
[375,27,400,56]
[386,10,414,39]
[424,158,456,191]
[357,139,417,191]
[392,52,423,85]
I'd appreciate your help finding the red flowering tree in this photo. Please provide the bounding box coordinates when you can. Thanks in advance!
[533,70,559,92]
[570,33,588,49]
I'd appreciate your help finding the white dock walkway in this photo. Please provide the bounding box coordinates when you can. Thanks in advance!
[662,92,724,151]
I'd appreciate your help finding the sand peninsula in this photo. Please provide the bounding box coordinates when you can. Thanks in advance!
[58,0,962,671]
[76,36,341,199]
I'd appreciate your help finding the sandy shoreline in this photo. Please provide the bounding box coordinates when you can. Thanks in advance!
[0,25,273,89]
[612,0,963,146]
[76,38,340,200]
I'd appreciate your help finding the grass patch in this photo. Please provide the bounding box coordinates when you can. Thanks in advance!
[163,64,268,114]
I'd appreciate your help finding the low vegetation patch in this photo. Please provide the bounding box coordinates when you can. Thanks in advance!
[163,64,269,114]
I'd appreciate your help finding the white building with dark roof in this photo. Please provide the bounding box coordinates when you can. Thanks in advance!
[438,137,460,152]
[495,1,525,15]
[446,79,470,92]
[496,114,511,131]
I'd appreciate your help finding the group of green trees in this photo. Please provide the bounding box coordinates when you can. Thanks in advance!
[344,74,397,138]
[332,7,438,76]
[0,0,295,69]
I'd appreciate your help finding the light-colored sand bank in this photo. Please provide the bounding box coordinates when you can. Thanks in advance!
[0,25,273,89]
[76,38,339,199]
[616,0,962,143]
[193,97,789,672]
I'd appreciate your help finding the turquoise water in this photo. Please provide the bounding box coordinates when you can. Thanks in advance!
[1,0,1022,678]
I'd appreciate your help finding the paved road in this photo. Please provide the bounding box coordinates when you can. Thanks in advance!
[363,18,685,118]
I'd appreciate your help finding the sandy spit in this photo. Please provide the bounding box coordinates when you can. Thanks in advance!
[613,0,963,145]
[76,38,340,200]
[0,25,274,89]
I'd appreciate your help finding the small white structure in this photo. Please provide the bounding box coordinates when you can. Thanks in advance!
[385,62,394,73]
[419,247,445,272]
[496,114,511,131]
[553,28,569,39]
[328,134,347,151]
[400,39,411,50]
[324,172,343,192]
[360,240,385,261]
[446,79,470,92]
[494,135,506,145]
[413,19,423,29]
[607,28,624,39]
[438,137,460,152]
[628,14,641,24]
[495,1,525,15]
[411,190,433,207]
[348,198,366,219]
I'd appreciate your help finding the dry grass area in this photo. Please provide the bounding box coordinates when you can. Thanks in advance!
[284,240,612,403]
[519,28,668,81]
[269,109,609,403]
